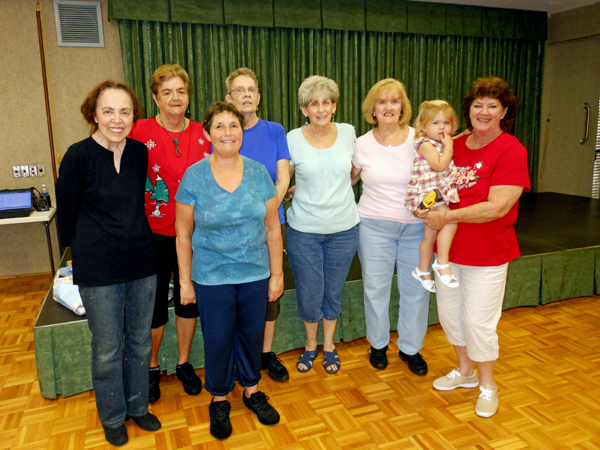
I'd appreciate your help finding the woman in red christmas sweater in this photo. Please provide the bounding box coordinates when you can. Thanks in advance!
[417,77,530,418]
[130,64,211,403]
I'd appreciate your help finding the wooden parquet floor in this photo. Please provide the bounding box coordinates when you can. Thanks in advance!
[1,273,600,449]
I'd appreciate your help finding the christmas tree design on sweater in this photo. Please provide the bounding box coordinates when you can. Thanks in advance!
[145,175,170,217]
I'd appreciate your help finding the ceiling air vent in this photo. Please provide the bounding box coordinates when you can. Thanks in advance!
[53,0,104,47]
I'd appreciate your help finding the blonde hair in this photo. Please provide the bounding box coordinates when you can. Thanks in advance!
[362,78,411,126]
[297,75,339,108]
[414,100,459,139]
[226,67,259,92]
[151,64,191,96]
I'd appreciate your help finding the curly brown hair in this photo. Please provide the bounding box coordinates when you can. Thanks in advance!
[462,77,519,133]
[203,102,246,133]
[80,81,142,134]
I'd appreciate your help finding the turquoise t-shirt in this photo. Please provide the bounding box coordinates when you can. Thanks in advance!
[175,156,278,285]
[287,123,360,234]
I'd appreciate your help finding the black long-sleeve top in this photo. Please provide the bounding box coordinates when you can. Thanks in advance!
[55,136,156,287]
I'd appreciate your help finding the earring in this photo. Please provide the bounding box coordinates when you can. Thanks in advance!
[331,114,335,123]
[186,107,190,115]
[305,116,309,125]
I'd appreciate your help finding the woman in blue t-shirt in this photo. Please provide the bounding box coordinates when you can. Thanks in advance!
[175,102,283,440]
[225,67,291,384]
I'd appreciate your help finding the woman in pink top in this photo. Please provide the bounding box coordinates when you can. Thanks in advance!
[351,79,430,377]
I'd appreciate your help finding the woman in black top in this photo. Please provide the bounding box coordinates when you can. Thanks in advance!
[56,81,160,447]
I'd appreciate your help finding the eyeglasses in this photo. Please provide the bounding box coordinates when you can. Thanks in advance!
[229,87,259,97]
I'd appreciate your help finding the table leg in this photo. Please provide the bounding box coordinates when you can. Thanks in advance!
[44,221,55,274]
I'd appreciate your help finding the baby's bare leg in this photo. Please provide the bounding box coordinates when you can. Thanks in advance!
[434,204,457,276]
[418,224,438,280]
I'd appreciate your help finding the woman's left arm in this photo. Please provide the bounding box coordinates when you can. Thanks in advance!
[425,185,524,230]
[264,195,284,301]
[351,164,362,186]
[275,159,291,205]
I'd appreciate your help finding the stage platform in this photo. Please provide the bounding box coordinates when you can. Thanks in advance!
[34,192,600,398]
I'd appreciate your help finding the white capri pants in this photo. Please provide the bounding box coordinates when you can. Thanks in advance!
[435,262,509,362]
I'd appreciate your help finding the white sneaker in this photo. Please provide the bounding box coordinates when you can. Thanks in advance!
[475,385,498,417]
[432,367,479,391]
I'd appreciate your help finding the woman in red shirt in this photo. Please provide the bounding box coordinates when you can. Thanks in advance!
[419,77,530,418]
[129,64,211,403]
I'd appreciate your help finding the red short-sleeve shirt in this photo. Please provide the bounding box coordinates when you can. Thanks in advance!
[449,133,531,266]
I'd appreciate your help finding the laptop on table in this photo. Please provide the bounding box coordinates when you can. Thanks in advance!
[0,189,34,219]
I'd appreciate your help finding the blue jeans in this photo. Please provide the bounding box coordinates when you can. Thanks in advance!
[193,278,269,396]
[79,274,156,428]
[358,218,430,354]
[287,224,359,322]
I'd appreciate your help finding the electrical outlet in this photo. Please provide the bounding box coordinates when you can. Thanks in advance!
[21,165,30,177]
[29,165,38,177]
[37,164,46,177]
[13,166,21,177]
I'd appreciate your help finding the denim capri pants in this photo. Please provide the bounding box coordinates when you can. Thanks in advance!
[287,224,359,323]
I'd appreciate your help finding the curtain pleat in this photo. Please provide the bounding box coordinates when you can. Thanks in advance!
[118,20,543,190]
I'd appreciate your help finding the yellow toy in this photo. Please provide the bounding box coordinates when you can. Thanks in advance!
[419,189,443,209]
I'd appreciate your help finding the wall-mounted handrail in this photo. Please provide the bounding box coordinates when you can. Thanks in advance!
[581,103,590,145]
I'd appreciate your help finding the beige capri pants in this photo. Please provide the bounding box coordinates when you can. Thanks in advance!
[435,262,509,362]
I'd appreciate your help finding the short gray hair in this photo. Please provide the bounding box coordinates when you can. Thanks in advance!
[225,67,259,93]
[298,75,339,108]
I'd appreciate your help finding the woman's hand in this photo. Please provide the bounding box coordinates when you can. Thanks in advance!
[285,185,296,201]
[453,128,472,140]
[268,273,284,302]
[179,279,196,305]
[424,209,447,230]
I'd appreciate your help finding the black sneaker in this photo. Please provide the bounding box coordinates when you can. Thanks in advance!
[399,349,428,376]
[242,391,280,425]
[261,352,290,382]
[148,367,161,403]
[209,399,232,440]
[102,424,128,447]
[368,345,388,370]
[176,361,202,396]
[126,412,161,431]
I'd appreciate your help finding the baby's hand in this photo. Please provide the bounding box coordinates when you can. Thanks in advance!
[441,132,454,151]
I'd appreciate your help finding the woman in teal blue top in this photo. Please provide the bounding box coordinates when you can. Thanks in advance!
[287,76,360,375]
[175,102,283,440]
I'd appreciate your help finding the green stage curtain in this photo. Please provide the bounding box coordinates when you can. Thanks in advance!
[118,21,544,190]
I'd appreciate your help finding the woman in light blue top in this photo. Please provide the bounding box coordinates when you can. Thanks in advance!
[287,75,360,375]
[175,102,283,440]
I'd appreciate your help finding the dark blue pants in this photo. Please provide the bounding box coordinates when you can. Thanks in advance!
[193,278,269,396]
